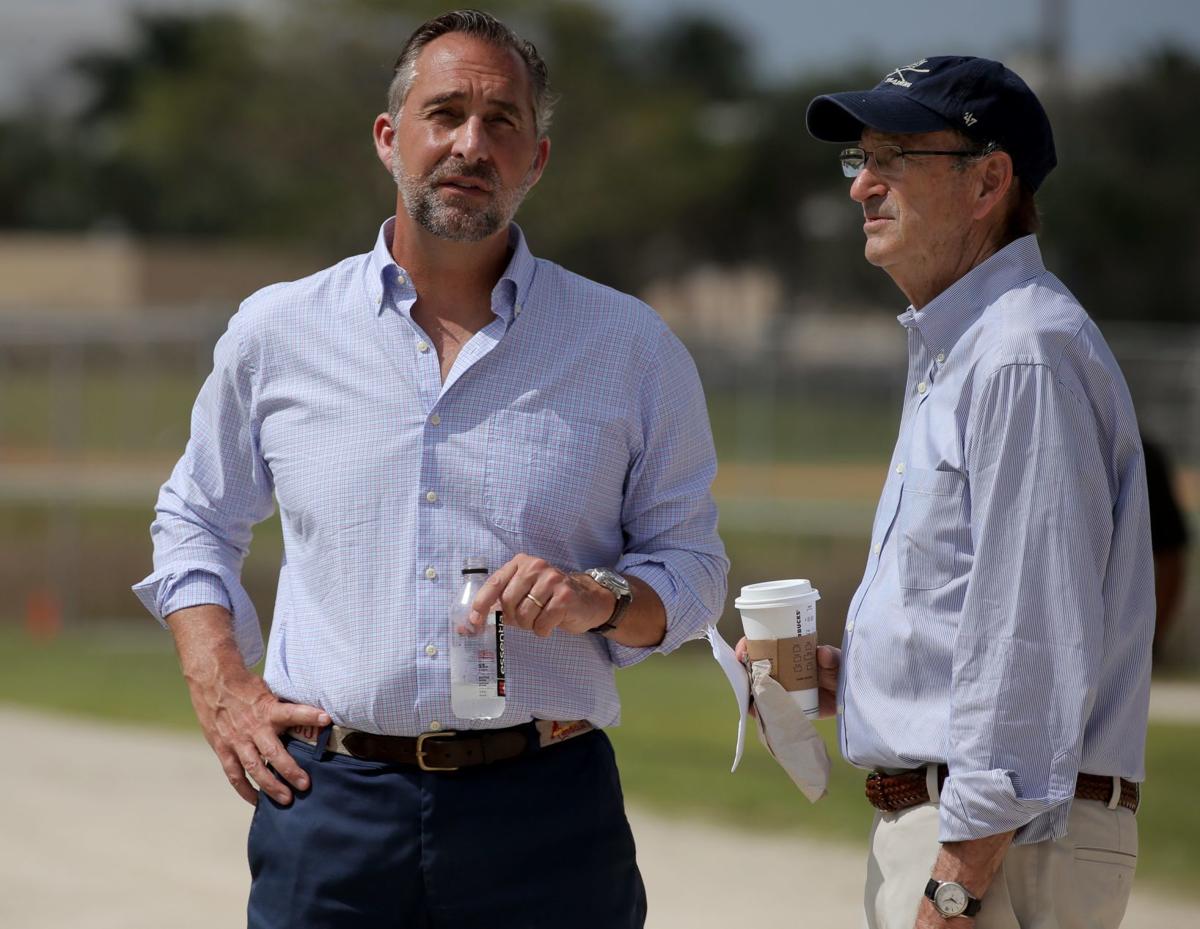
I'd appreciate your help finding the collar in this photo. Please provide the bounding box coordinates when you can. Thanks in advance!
[897,235,1046,357]
[364,216,537,324]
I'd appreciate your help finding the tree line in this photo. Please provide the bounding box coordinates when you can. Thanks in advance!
[0,0,1193,322]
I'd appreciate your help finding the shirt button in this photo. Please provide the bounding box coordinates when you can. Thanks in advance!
[871,543,881,555]
[425,644,438,658]
[416,340,430,353]
[515,301,523,316]
[397,272,408,286]
[425,566,437,580]
[936,352,946,364]
[428,720,443,732]
[896,462,905,475]
[429,413,441,426]
[917,381,928,395]
[425,490,438,503]
[845,621,855,632]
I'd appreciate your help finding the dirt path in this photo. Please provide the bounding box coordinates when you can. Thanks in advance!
[1,706,1194,928]
[1147,680,1200,724]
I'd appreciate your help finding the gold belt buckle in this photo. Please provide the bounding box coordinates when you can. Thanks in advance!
[415,730,458,771]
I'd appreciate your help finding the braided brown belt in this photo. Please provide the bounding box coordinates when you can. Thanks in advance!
[865,765,1140,814]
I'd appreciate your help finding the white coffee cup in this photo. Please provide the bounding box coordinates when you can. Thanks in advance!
[735,579,821,719]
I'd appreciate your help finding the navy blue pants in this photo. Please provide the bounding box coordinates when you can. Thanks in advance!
[247,729,647,928]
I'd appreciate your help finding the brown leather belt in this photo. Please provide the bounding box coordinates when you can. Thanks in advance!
[286,719,594,772]
[865,765,1140,814]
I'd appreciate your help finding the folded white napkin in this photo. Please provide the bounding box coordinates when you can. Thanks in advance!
[749,659,830,803]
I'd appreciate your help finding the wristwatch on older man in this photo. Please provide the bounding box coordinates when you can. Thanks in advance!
[584,567,633,635]
[925,878,982,919]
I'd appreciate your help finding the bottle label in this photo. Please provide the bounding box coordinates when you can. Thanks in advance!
[495,610,506,697]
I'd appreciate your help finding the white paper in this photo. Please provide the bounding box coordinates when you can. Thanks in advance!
[705,624,749,772]
[750,659,830,803]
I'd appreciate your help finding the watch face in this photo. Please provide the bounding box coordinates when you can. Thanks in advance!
[590,568,631,597]
[933,883,969,917]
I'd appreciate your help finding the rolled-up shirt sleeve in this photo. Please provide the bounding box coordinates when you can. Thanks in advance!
[607,326,729,668]
[131,310,275,666]
[939,362,1110,845]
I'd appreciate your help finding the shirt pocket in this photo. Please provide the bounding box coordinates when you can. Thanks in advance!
[485,411,586,541]
[897,467,970,591]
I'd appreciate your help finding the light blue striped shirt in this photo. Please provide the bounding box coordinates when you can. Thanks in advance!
[133,218,728,736]
[840,235,1154,845]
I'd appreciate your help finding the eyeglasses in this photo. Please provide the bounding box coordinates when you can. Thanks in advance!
[839,144,986,179]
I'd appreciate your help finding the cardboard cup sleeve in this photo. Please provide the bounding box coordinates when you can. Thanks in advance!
[746,634,818,692]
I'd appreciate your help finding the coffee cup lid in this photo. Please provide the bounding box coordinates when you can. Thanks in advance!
[734,579,819,610]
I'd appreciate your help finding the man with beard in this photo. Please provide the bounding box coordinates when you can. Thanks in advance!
[133,11,727,928]
[770,58,1150,928]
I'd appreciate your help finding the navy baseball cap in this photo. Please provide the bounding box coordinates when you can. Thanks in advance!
[806,56,1057,191]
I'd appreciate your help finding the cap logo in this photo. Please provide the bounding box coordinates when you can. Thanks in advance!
[883,59,930,89]
[963,112,978,126]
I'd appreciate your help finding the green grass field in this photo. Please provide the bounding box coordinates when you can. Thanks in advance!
[0,625,1195,900]
[1,369,202,454]
[0,367,898,462]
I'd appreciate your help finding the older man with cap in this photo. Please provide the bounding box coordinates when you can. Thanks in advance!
[803,57,1154,928]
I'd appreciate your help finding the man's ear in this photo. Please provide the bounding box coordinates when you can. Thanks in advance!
[524,136,552,192]
[973,150,1014,223]
[372,113,396,174]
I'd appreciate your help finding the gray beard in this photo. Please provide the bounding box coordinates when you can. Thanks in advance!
[392,150,536,242]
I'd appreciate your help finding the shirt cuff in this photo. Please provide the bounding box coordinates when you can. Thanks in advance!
[158,571,232,617]
[131,564,264,666]
[938,768,1073,845]
[604,555,711,668]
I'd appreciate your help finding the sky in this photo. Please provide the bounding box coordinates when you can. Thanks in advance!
[605,0,1200,80]
[3,0,1199,110]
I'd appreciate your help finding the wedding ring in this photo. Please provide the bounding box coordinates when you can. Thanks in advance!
[524,592,546,610]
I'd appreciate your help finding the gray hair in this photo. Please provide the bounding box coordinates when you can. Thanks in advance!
[387,9,556,137]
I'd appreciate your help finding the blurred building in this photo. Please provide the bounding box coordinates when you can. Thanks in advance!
[644,263,899,370]
[0,232,319,314]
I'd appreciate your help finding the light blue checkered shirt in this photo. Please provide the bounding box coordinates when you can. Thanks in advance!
[134,218,728,736]
[841,236,1154,845]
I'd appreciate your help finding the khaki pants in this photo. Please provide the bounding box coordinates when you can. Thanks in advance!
[864,785,1137,928]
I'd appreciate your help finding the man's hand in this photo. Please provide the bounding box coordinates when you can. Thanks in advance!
[914,902,974,929]
[469,554,613,637]
[914,831,1014,929]
[168,605,330,807]
[736,638,841,718]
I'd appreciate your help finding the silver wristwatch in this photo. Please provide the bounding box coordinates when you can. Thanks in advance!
[924,878,981,919]
[584,568,633,635]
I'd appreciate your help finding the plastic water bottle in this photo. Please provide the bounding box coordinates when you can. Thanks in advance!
[449,559,506,720]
